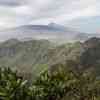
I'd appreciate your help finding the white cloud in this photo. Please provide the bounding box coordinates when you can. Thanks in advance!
[0,7,16,29]
[0,0,99,30]
[19,0,98,25]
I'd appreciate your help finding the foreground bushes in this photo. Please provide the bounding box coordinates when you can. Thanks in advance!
[0,67,100,100]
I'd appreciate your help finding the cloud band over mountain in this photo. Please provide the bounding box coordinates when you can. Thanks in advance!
[0,0,99,33]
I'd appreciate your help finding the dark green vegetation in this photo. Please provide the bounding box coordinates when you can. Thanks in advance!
[0,37,100,100]
[0,65,100,100]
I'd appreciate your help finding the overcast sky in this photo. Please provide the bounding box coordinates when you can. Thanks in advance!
[0,0,99,33]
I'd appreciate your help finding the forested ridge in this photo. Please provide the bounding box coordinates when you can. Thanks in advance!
[0,38,100,100]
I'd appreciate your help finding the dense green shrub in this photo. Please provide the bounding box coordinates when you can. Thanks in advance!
[0,68,30,100]
[0,66,100,100]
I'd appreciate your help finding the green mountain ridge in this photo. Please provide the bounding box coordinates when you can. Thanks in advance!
[0,39,53,79]
[0,37,100,78]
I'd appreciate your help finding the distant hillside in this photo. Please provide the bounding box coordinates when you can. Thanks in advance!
[0,39,53,79]
[0,37,100,78]
[80,37,100,75]
[0,39,82,78]
[0,23,99,42]
[48,37,100,76]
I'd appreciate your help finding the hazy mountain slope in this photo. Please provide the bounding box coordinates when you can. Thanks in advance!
[48,37,100,76]
[47,42,82,65]
[0,37,100,78]
[0,39,53,78]
[0,39,83,78]
[79,37,100,75]
[0,23,93,42]
[0,23,100,44]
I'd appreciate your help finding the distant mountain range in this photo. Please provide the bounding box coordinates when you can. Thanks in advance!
[0,37,100,79]
[0,23,100,42]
